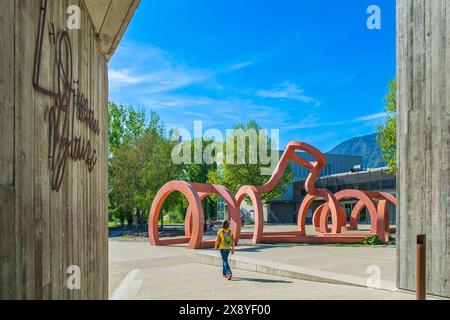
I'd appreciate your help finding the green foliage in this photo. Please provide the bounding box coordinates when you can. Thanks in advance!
[108,107,292,227]
[363,233,384,245]
[109,104,183,226]
[388,235,396,245]
[163,207,186,224]
[209,121,292,203]
[108,221,121,228]
[179,138,217,182]
[377,79,397,174]
[108,102,146,155]
[178,137,219,221]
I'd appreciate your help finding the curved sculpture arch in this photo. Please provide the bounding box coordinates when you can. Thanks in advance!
[319,190,379,233]
[239,142,345,241]
[149,181,204,249]
[297,191,346,235]
[235,186,264,244]
[148,140,398,249]
[149,182,239,249]
[312,203,326,232]
[345,192,397,242]
[185,184,240,243]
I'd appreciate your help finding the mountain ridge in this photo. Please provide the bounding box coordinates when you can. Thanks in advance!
[326,133,385,169]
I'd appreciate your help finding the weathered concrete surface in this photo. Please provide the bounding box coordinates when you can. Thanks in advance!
[0,0,112,300]
[109,239,421,300]
[397,0,450,297]
[84,0,140,60]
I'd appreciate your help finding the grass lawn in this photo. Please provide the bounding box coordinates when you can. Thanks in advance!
[108,221,122,228]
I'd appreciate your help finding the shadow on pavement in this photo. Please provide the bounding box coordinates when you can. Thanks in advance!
[236,244,305,252]
[231,277,293,284]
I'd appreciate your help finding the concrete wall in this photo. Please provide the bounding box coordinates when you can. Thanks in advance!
[397,0,449,297]
[0,0,108,299]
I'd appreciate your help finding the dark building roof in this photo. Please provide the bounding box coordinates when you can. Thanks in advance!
[293,167,396,200]
[285,151,363,182]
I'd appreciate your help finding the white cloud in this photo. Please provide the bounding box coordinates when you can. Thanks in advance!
[223,61,255,72]
[109,41,255,94]
[109,68,151,86]
[256,81,320,106]
[109,65,213,94]
[142,95,215,109]
[140,95,288,131]
[355,112,387,121]
[285,112,387,132]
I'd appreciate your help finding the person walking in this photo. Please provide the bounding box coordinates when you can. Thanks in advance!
[215,220,235,280]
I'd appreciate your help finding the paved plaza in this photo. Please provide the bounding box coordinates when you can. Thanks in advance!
[108,234,422,300]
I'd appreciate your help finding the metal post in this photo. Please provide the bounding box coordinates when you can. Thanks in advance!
[416,234,426,300]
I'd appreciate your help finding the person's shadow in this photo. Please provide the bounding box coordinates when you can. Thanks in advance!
[230,277,292,284]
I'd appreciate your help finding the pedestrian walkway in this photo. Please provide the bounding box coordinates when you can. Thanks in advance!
[109,239,420,300]
[196,243,397,290]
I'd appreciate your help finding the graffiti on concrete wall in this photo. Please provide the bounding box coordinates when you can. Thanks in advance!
[33,0,99,192]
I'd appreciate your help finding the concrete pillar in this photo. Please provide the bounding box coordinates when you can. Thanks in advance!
[397,0,449,298]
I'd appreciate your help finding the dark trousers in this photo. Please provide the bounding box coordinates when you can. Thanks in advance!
[220,249,232,276]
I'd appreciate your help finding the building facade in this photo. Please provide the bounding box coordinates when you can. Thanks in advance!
[0,0,139,300]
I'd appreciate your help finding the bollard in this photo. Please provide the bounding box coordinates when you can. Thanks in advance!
[416,234,426,300]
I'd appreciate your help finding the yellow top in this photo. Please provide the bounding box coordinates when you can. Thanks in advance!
[217,229,234,250]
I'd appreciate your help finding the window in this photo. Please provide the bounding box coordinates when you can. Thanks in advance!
[382,179,395,189]
[369,180,380,190]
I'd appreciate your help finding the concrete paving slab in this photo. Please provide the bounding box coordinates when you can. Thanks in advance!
[133,262,414,300]
[108,239,421,300]
[198,242,398,284]
[195,249,397,291]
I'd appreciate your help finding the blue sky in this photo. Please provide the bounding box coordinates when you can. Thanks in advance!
[109,0,395,152]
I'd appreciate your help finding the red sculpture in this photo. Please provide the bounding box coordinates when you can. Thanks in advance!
[148,141,396,249]
[149,181,239,249]
[235,142,347,243]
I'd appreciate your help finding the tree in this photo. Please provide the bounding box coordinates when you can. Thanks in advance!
[377,79,397,174]
[209,121,292,203]
[109,109,184,227]
[108,102,146,156]
[178,137,219,222]
[109,139,140,226]
[138,114,184,225]
[108,102,146,226]
[108,104,294,228]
